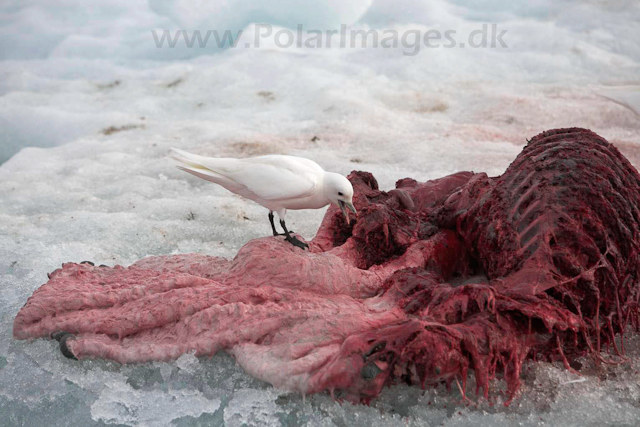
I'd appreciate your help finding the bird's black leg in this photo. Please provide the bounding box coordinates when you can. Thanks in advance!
[270,212,293,236]
[280,219,308,249]
[269,211,281,236]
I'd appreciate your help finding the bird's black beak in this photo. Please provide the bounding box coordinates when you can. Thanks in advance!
[338,201,357,225]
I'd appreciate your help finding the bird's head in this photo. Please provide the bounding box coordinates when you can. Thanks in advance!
[323,172,357,224]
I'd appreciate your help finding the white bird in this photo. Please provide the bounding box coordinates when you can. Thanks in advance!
[170,148,357,249]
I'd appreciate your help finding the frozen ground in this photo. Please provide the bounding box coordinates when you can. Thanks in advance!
[1,0,640,426]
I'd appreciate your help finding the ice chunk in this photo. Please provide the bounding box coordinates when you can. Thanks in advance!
[91,381,220,425]
[175,352,200,375]
[223,389,283,427]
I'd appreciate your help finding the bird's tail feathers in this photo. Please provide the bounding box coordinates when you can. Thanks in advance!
[170,148,211,171]
[170,148,237,186]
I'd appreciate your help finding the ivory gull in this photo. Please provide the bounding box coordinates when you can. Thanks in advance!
[170,148,356,249]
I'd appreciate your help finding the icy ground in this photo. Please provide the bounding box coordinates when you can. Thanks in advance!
[1,0,640,425]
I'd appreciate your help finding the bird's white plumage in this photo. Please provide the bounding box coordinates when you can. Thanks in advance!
[171,148,358,248]
[170,148,356,240]
[171,149,321,198]
[170,148,337,214]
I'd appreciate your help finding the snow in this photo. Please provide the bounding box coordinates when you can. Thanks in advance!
[1,0,640,425]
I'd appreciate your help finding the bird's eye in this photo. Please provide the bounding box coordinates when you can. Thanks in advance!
[338,192,343,196]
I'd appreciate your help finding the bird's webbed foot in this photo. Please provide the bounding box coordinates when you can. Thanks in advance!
[278,218,307,249]
[285,234,309,250]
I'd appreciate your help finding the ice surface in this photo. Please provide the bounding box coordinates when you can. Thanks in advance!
[1,0,640,425]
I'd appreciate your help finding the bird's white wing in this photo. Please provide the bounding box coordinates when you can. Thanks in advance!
[171,149,320,201]
[220,156,321,201]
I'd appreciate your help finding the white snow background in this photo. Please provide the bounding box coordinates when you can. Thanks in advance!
[1,0,640,425]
